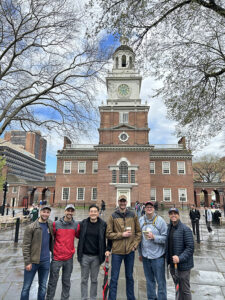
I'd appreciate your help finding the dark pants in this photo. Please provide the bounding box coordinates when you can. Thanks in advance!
[46,258,73,300]
[191,220,200,243]
[20,260,50,300]
[170,267,192,300]
[206,221,213,232]
[109,251,135,300]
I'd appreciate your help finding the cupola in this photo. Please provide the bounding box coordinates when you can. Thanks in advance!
[113,37,135,70]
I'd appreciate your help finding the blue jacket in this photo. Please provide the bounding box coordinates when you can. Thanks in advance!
[166,220,194,271]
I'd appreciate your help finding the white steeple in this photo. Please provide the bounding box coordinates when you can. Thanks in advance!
[106,37,142,106]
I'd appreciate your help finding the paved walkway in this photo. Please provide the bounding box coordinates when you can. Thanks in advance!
[0,208,225,300]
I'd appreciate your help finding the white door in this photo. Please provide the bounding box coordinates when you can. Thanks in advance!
[117,189,131,207]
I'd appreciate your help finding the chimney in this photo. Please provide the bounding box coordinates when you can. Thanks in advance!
[178,137,186,149]
[63,136,71,149]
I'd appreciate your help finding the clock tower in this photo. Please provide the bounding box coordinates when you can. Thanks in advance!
[96,37,152,206]
[99,37,150,145]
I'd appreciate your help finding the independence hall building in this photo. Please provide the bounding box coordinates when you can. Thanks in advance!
[55,38,194,208]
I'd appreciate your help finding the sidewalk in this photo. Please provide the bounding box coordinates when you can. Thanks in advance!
[0,208,225,299]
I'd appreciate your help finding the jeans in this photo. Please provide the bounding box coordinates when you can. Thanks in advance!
[80,254,100,300]
[109,251,135,300]
[46,258,73,300]
[20,260,50,300]
[170,267,192,300]
[142,256,167,300]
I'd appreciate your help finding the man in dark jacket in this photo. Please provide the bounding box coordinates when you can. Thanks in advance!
[77,204,111,300]
[20,205,53,300]
[46,204,79,300]
[166,208,194,300]
[189,204,200,243]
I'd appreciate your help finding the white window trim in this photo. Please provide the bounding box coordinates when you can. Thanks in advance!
[177,161,186,175]
[178,188,187,202]
[92,161,98,174]
[119,112,129,124]
[77,187,85,200]
[63,161,71,174]
[150,188,156,201]
[12,186,17,193]
[62,187,70,201]
[91,187,97,201]
[78,161,86,174]
[11,197,17,206]
[163,188,172,202]
[150,162,155,174]
[162,161,170,174]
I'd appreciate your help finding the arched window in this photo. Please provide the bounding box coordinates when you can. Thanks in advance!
[116,57,119,69]
[119,161,128,183]
[122,55,126,67]
[129,57,132,69]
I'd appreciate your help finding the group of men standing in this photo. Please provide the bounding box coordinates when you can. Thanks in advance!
[20,196,194,300]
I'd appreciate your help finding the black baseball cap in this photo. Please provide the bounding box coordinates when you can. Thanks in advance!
[145,201,154,207]
[168,207,179,214]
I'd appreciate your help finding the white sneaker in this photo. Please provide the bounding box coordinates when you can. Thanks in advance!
[211,231,214,235]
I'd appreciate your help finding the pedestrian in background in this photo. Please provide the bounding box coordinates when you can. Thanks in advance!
[100,200,106,216]
[77,204,111,300]
[106,195,141,300]
[166,208,194,300]
[20,205,53,300]
[46,204,79,300]
[30,204,39,222]
[189,204,200,243]
[138,201,167,300]
[206,206,214,235]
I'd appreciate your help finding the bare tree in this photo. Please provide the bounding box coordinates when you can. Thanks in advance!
[90,0,225,148]
[193,155,225,182]
[0,0,110,140]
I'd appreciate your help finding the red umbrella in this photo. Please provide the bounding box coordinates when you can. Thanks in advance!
[102,256,109,300]
[174,263,180,300]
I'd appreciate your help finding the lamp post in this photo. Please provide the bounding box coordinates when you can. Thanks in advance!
[1,181,8,216]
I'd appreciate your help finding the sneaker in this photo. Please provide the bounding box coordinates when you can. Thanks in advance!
[211,231,214,235]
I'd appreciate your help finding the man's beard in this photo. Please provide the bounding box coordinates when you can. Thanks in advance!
[40,215,48,222]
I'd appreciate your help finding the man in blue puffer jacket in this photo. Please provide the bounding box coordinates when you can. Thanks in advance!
[166,208,194,300]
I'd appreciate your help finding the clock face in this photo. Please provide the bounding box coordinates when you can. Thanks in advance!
[118,84,130,97]
[119,132,129,142]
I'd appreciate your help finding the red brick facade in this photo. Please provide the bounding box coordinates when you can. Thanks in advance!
[54,40,194,208]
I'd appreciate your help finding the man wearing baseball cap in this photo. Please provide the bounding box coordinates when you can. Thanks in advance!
[166,207,194,300]
[138,201,167,300]
[46,204,80,300]
[21,205,53,300]
[106,195,141,300]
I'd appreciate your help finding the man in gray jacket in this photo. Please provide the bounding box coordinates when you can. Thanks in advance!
[20,205,53,300]
[138,201,167,300]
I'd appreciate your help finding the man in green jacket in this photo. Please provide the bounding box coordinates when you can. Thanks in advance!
[20,205,53,300]
[106,195,141,300]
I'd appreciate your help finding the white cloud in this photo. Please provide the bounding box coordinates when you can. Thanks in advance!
[141,76,178,145]
[193,133,225,160]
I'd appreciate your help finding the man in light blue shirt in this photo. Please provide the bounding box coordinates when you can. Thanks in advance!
[138,201,167,300]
